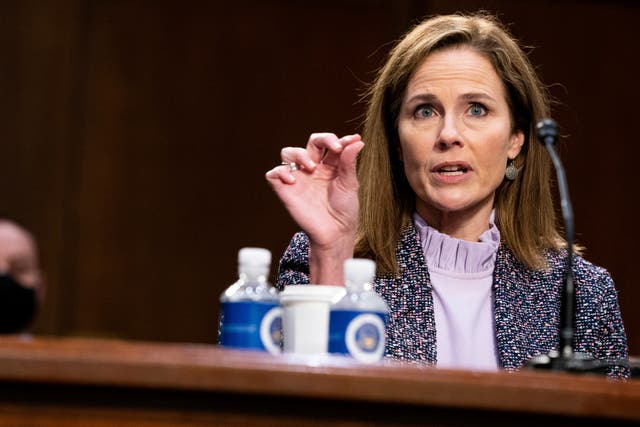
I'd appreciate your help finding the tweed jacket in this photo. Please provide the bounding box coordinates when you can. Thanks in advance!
[276,223,629,376]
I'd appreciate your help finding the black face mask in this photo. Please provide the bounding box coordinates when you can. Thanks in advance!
[0,274,37,334]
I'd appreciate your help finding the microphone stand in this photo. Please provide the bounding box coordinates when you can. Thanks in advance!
[524,119,628,375]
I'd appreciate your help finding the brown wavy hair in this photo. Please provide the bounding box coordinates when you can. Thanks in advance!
[355,12,565,274]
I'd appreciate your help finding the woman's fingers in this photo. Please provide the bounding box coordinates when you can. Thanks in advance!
[282,133,361,168]
[279,147,317,171]
[272,144,323,185]
[338,139,365,187]
[265,164,296,184]
[266,132,363,185]
[306,133,342,162]
[321,134,361,167]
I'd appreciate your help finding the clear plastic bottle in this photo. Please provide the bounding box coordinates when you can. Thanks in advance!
[328,258,389,363]
[218,247,282,354]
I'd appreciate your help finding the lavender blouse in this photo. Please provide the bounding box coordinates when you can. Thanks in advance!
[413,212,500,371]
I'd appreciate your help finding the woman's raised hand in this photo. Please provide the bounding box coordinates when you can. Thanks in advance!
[266,133,364,283]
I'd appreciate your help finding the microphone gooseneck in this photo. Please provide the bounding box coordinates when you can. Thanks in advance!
[535,119,575,361]
[525,119,628,374]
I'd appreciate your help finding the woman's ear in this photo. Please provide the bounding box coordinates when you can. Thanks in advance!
[507,129,525,159]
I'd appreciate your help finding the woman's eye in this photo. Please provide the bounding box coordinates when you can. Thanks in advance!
[415,105,434,118]
[469,103,487,116]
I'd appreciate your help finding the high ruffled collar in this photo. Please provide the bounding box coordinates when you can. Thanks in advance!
[413,211,500,274]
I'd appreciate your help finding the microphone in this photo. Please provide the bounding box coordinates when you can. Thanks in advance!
[525,119,628,374]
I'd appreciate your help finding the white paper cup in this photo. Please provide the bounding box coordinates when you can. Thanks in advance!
[280,285,345,355]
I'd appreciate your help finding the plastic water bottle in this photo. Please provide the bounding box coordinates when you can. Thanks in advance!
[218,247,282,354]
[328,258,388,363]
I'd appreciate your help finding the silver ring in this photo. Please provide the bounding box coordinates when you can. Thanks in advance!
[281,161,298,172]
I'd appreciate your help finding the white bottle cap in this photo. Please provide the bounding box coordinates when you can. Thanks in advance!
[344,258,376,287]
[239,247,271,266]
[238,247,271,277]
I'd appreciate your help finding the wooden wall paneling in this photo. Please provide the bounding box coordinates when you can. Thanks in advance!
[69,0,414,342]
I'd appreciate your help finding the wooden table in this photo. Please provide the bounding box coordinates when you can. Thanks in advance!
[0,336,638,426]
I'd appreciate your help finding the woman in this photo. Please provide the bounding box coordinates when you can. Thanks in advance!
[265,13,628,375]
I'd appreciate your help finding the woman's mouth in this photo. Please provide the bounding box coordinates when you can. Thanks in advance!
[432,162,471,174]
[437,165,468,176]
[431,162,472,183]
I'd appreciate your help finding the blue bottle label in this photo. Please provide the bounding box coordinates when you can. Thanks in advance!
[329,310,386,363]
[219,301,282,354]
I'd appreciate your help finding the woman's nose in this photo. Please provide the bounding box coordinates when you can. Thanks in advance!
[436,116,463,149]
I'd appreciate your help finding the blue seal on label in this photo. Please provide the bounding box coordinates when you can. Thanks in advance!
[220,301,282,354]
[329,310,386,363]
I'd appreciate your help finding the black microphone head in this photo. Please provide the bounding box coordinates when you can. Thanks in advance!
[536,118,558,146]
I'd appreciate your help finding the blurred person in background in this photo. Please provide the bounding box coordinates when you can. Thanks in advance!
[0,216,45,334]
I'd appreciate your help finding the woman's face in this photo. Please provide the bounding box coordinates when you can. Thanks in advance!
[397,46,524,220]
